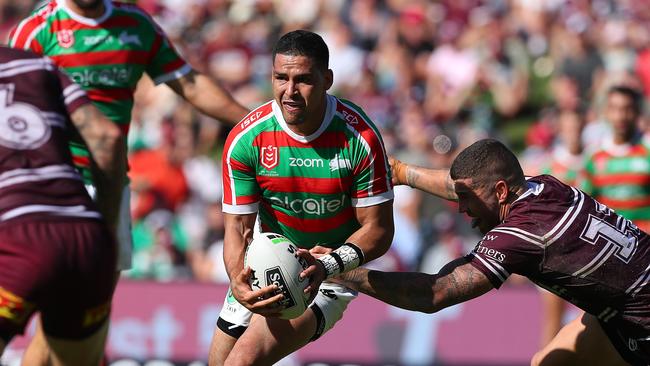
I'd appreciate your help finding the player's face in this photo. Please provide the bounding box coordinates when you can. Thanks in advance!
[606,92,639,142]
[454,178,501,234]
[272,54,333,130]
[71,0,104,10]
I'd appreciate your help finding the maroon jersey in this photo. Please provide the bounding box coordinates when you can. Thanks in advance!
[469,175,650,338]
[0,47,99,221]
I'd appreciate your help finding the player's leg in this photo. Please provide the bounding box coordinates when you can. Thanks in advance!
[531,312,628,366]
[44,318,109,366]
[20,317,49,366]
[539,290,567,347]
[22,186,130,366]
[217,282,356,366]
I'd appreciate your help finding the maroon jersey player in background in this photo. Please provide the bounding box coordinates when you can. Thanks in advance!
[334,139,650,366]
[0,46,124,365]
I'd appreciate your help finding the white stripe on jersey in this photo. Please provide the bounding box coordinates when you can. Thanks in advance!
[0,204,100,221]
[573,243,616,278]
[338,100,390,197]
[546,187,585,245]
[223,101,274,208]
[0,164,81,190]
[627,262,650,296]
[42,112,67,128]
[8,2,56,48]
[491,227,543,247]
[472,253,509,283]
[0,58,54,78]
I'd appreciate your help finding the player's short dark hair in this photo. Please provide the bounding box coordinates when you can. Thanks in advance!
[272,30,329,71]
[450,139,526,190]
[608,85,643,114]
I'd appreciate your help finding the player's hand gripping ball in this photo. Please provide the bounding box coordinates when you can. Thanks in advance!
[244,232,311,319]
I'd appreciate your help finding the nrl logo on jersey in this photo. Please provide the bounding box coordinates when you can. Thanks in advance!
[261,144,278,170]
[56,30,75,49]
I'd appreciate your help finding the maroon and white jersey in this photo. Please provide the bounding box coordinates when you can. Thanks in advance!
[0,47,99,221]
[469,175,650,337]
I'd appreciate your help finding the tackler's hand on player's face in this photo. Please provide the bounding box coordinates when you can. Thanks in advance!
[231,266,285,317]
[297,247,330,302]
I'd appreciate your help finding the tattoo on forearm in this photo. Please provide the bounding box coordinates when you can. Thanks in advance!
[445,174,457,200]
[406,166,418,188]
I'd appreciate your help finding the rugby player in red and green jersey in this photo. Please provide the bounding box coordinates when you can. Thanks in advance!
[8,0,248,364]
[211,30,394,365]
[579,86,650,233]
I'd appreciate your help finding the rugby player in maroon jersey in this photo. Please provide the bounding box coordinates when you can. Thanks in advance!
[10,0,249,363]
[336,139,650,365]
[0,46,123,365]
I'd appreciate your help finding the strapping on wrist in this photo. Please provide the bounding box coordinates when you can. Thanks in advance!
[317,243,365,279]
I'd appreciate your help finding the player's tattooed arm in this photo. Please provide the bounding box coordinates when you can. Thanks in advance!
[337,258,492,313]
[70,104,125,231]
[390,157,457,201]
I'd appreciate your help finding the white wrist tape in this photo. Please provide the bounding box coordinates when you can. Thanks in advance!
[317,243,365,279]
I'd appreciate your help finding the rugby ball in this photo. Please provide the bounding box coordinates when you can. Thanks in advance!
[244,232,311,319]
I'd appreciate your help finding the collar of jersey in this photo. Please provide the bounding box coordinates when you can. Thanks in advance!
[601,132,643,157]
[272,94,336,143]
[59,0,113,26]
[515,181,543,203]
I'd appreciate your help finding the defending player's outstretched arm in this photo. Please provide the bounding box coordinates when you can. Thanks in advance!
[390,157,457,201]
[166,69,249,127]
[335,257,493,313]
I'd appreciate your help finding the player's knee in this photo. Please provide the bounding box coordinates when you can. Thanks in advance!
[530,350,545,366]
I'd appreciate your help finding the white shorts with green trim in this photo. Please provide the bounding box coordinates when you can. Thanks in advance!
[85,184,133,270]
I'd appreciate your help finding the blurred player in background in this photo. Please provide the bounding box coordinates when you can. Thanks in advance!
[338,139,650,366]
[0,46,123,365]
[212,30,394,365]
[580,86,650,233]
[8,0,248,363]
[538,109,587,347]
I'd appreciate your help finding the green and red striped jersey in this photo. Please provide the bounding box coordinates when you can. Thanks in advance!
[8,0,190,182]
[223,95,393,249]
[541,146,584,186]
[580,137,650,232]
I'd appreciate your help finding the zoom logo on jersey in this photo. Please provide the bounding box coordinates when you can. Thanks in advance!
[265,267,296,308]
[289,157,323,168]
[269,195,346,215]
[475,244,506,262]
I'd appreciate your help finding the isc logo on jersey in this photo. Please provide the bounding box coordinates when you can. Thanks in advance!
[269,194,346,215]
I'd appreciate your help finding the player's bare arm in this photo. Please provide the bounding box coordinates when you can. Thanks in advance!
[223,212,284,315]
[166,70,249,127]
[300,200,394,294]
[390,157,457,201]
[337,257,493,313]
[70,104,125,231]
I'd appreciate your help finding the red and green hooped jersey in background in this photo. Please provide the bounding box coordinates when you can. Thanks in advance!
[223,95,393,249]
[9,0,191,182]
[580,137,650,232]
[541,146,584,187]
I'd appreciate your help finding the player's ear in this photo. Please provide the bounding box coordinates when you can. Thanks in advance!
[494,180,509,203]
[324,69,333,90]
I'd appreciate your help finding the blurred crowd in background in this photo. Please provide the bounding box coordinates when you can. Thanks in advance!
[2,0,650,283]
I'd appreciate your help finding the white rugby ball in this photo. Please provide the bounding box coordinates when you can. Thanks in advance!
[244,232,311,319]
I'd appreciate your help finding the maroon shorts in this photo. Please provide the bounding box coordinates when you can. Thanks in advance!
[600,319,650,365]
[0,217,116,341]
